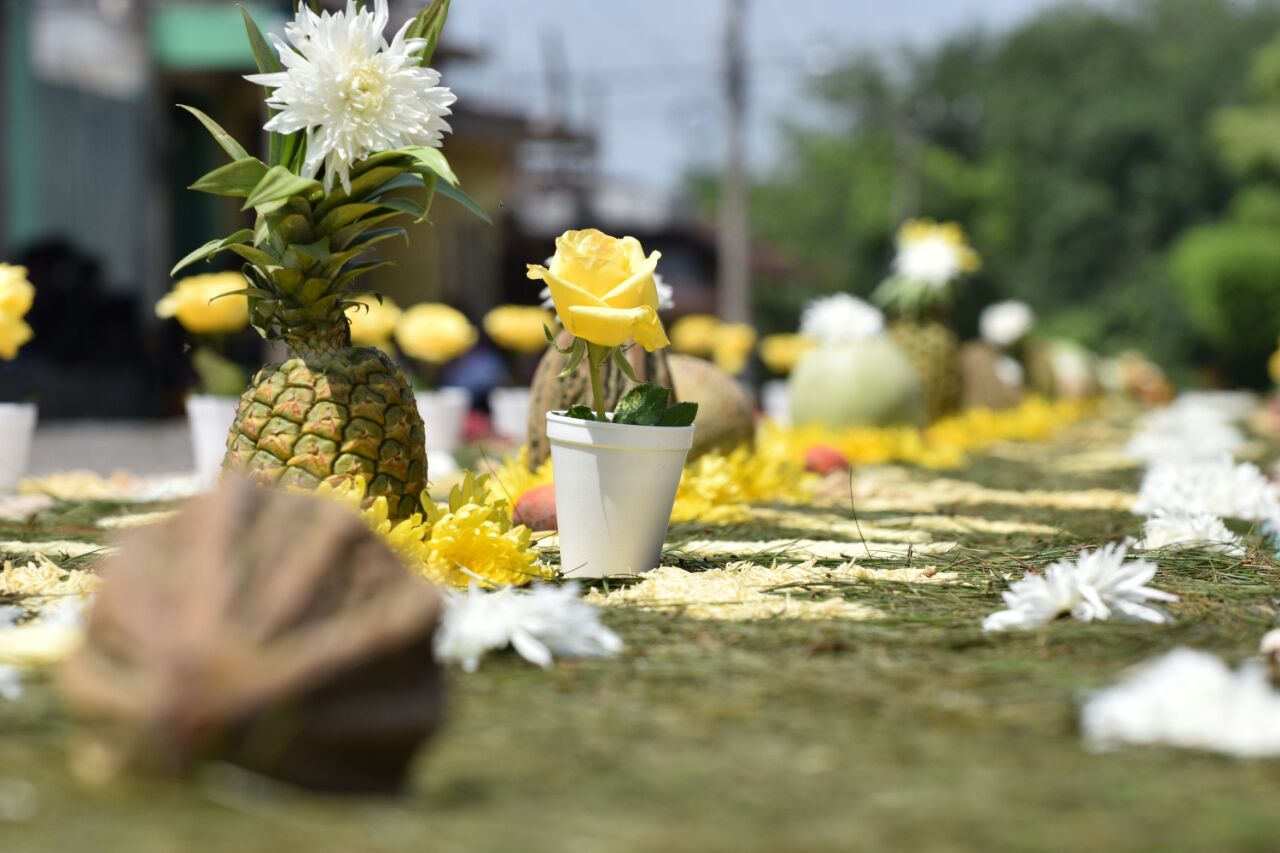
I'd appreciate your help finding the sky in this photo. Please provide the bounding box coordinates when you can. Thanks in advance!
[445,0,1075,192]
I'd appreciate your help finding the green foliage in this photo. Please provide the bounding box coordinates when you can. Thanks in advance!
[1171,223,1280,385]
[693,0,1280,376]
[563,383,698,427]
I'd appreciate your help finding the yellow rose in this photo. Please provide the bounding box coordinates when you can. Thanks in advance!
[346,294,402,346]
[712,323,758,376]
[395,303,477,364]
[670,314,722,356]
[484,305,553,354]
[0,314,32,361]
[155,272,249,335]
[525,229,669,350]
[0,265,35,319]
[759,333,816,375]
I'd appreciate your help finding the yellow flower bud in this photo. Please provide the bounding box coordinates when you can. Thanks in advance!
[156,272,249,335]
[483,305,553,354]
[526,229,670,350]
[395,303,477,364]
[345,294,402,346]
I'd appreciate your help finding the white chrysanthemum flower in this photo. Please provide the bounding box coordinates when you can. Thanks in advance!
[1132,456,1278,521]
[1134,510,1244,557]
[247,0,456,193]
[799,293,885,346]
[982,543,1177,632]
[894,233,967,287]
[435,582,623,672]
[0,665,20,701]
[979,300,1034,348]
[1125,396,1247,464]
[1081,647,1280,757]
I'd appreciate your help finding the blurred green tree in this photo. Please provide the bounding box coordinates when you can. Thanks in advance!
[691,0,1280,381]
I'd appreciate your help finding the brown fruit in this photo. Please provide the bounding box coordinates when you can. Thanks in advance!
[59,478,445,793]
[666,354,756,459]
[513,482,558,531]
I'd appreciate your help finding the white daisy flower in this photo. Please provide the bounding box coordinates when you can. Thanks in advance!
[982,543,1177,632]
[799,293,885,346]
[1125,397,1247,464]
[979,300,1034,348]
[435,582,623,672]
[1134,510,1244,557]
[247,0,456,193]
[1081,647,1280,758]
[1132,456,1278,521]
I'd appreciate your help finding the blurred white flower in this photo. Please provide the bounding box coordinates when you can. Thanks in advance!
[1081,647,1280,757]
[0,665,20,701]
[1125,396,1246,464]
[979,300,1034,348]
[247,0,455,194]
[894,231,969,287]
[995,355,1025,388]
[799,293,885,346]
[0,605,19,628]
[436,582,623,672]
[1133,456,1278,521]
[1134,510,1244,557]
[983,543,1176,632]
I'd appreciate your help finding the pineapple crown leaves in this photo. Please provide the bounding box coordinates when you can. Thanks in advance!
[169,1,485,343]
[871,274,955,320]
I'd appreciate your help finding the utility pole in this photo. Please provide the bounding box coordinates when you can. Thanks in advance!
[717,0,750,324]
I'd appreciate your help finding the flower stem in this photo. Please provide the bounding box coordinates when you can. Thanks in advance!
[587,343,609,421]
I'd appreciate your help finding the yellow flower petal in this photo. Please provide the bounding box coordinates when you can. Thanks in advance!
[566,304,670,350]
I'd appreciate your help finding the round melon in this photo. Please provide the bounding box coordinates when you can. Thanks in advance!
[789,339,923,428]
[666,354,756,459]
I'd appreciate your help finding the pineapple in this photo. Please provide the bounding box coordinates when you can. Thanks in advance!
[873,219,981,423]
[887,319,962,422]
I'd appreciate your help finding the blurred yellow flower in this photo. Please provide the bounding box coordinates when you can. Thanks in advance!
[395,303,477,364]
[759,333,816,375]
[712,323,758,376]
[484,304,553,354]
[345,294,401,346]
[670,314,721,356]
[526,229,669,350]
[1270,338,1280,386]
[155,272,249,335]
[0,314,33,361]
[0,264,35,318]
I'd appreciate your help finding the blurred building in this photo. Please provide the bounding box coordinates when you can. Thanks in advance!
[0,0,600,417]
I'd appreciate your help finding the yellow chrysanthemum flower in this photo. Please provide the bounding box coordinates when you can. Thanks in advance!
[156,272,249,335]
[670,314,722,356]
[345,294,402,346]
[484,304,554,354]
[395,303,478,364]
[310,473,550,589]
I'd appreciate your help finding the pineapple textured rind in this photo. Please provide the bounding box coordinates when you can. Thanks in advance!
[225,345,428,519]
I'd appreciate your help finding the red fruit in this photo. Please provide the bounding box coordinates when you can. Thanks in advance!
[804,445,850,476]
[513,482,558,531]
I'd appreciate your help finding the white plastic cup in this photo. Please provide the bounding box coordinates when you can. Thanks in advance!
[0,403,37,492]
[547,411,695,579]
[761,379,791,424]
[416,386,471,453]
[187,394,239,479]
[489,387,532,443]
